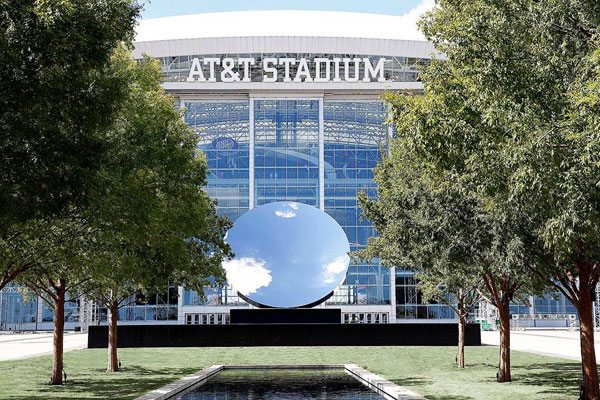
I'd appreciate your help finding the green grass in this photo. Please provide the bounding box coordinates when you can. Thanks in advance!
[0,346,581,399]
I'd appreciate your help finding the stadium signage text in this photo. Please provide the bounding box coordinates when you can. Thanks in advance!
[187,57,387,83]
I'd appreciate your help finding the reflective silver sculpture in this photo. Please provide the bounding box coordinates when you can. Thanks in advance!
[223,202,350,308]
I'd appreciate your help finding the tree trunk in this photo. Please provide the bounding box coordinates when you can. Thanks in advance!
[107,300,120,373]
[457,296,466,368]
[50,287,66,385]
[577,268,599,400]
[497,300,511,382]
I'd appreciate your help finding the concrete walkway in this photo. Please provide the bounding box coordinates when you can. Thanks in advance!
[0,332,87,361]
[482,329,600,361]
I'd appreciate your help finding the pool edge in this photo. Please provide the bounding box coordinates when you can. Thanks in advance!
[135,364,426,400]
[134,365,223,400]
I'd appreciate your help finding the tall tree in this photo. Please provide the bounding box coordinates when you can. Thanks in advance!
[0,0,140,291]
[417,271,480,369]
[357,149,547,379]
[80,55,231,373]
[387,1,600,396]
[19,215,95,385]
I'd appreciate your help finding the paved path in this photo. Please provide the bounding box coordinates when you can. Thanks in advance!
[482,329,600,361]
[0,332,87,361]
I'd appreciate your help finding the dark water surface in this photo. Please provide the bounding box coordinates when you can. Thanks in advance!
[177,369,384,399]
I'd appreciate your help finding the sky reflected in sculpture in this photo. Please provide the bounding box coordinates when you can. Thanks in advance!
[222,202,350,308]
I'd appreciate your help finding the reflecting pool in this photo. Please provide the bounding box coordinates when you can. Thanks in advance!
[223,201,350,308]
[178,369,384,399]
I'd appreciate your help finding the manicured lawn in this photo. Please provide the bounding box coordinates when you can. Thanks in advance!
[0,346,580,399]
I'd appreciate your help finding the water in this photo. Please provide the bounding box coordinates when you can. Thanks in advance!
[177,368,385,399]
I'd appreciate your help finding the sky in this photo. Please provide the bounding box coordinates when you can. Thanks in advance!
[140,0,425,19]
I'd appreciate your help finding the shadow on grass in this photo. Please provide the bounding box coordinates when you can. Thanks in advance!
[425,396,474,400]
[9,365,198,400]
[390,376,433,387]
[514,362,581,396]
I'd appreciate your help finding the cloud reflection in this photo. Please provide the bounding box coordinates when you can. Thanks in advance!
[275,210,296,218]
[274,202,300,219]
[223,257,272,294]
[322,255,351,284]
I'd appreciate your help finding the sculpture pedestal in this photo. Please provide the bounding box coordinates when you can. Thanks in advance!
[87,322,483,347]
[230,308,341,324]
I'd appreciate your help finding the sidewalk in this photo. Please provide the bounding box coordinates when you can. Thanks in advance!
[481,329,600,361]
[0,332,87,361]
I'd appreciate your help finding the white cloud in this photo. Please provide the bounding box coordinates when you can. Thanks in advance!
[275,210,296,218]
[288,202,300,210]
[321,255,351,284]
[223,257,272,295]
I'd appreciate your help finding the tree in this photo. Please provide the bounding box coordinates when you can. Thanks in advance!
[514,46,600,398]
[19,215,95,385]
[80,54,231,373]
[417,271,480,369]
[386,1,600,396]
[357,152,481,368]
[17,50,232,382]
[357,149,547,378]
[0,0,140,292]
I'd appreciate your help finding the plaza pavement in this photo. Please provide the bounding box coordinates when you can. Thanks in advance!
[482,329,600,361]
[0,332,87,361]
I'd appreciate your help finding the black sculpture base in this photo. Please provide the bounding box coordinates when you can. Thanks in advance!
[87,322,482,348]
[230,308,341,324]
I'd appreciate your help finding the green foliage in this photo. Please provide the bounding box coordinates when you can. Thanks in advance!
[0,0,141,291]
[11,48,231,313]
[372,0,600,389]
[80,50,232,306]
[366,0,600,306]
[412,0,600,271]
[0,0,140,225]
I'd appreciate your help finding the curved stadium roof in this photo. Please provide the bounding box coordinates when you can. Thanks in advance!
[135,10,428,42]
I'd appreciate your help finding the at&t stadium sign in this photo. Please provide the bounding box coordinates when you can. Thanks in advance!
[187,56,387,83]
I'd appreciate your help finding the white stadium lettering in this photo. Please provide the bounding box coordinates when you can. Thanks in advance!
[186,58,206,82]
[314,58,331,83]
[262,58,278,82]
[184,56,389,83]
[293,58,313,83]
[203,57,220,82]
[238,57,256,82]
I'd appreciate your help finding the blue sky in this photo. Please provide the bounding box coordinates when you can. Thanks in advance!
[141,0,424,19]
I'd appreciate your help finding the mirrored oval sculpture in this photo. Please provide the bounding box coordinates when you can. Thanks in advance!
[223,201,350,308]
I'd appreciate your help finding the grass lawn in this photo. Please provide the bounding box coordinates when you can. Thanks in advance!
[0,346,580,399]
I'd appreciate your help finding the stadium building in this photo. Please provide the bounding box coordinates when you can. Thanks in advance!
[0,11,580,331]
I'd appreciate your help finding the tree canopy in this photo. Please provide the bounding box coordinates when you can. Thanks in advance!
[369,0,600,396]
[0,0,140,225]
[0,0,141,292]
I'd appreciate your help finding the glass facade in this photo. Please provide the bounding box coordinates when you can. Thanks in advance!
[185,101,250,221]
[395,270,455,319]
[0,286,38,326]
[180,99,392,308]
[254,100,320,206]
[323,101,390,305]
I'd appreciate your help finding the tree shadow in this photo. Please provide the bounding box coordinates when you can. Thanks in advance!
[390,376,433,387]
[8,365,199,400]
[513,362,581,396]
